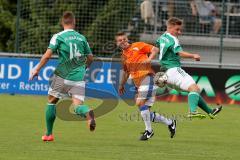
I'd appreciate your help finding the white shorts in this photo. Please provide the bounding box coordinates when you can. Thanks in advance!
[166,67,196,91]
[136,75,158,106]
[48,75,85,101]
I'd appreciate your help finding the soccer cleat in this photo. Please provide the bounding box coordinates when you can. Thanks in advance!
[187,112,206,119]
[139,130,154,141]
[208,105,223,119]
[168,120,177,138]
[87,110,96,131]
[42,134,54,141]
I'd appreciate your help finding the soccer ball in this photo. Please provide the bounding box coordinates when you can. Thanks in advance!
[154,72,168,88]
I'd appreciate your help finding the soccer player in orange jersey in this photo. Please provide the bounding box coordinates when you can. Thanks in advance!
[115,32,177,140]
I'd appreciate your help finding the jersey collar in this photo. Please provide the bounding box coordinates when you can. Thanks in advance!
[64,29,74,31]
[166,32,178,39]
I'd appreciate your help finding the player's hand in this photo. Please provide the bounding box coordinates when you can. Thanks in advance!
[29,69,39,80]
[193,54,200,61]
[118,85,125,95]
[142,58,151,64]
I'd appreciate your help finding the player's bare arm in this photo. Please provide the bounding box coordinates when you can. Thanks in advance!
[86,54,94,68]
[29,49,53,80]
[179,51,200,61]
[118,70,130,95]
[144,46,159,63]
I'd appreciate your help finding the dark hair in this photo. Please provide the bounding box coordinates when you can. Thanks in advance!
[62,11,75,25]
[115,32,126,37]
[166,17,183,26]
[115,32,127,41]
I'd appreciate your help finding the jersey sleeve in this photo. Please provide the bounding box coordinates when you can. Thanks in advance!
[141,43,154,54]
[172,38,183,54]
[48,34,58,53]
[155,39,160,48]
[83,40,92,55]
[155,38,169,59]
[155,38,169,52]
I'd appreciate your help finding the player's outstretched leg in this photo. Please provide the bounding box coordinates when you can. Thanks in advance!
[74,105,96,131]
[42,103,56,141]
[87,110,96,131]
[187,92,206,119]
[208,105,223,119]
[168,119,177,138]
[139,105,154,141]
[151,112,177,138]
[197,95,223,119]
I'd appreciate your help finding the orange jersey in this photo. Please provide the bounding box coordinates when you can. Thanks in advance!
[121,42,154,87]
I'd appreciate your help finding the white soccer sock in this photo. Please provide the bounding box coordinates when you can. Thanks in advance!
[153,112,172,126]
[140,109,152,132]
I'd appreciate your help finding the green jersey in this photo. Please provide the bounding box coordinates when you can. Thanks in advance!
[155,32,183,70]
[48,29,92,81]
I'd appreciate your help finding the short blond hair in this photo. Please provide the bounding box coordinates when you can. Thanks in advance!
[166,17,183,26]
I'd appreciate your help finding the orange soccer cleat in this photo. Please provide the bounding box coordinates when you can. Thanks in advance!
[42,134,54,141]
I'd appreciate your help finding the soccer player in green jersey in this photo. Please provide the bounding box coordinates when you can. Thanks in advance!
[155,17,222,119]
[30,11,96,141]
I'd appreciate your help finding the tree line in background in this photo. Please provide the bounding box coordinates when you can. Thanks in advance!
[0,0,137,55]
[0,0,17,52]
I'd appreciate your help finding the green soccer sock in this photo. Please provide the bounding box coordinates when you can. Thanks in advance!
[45,104,56,136]
[74,105,90,118]
[188,92,200,113]
[198,95,213,114]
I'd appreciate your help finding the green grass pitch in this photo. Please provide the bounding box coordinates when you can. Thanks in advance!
[0,94,239,160]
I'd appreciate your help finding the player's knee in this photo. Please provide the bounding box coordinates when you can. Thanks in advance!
[136,99,146,107]
[48,95,59,104]
[72,97,83,106]
[188,84,200,93]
